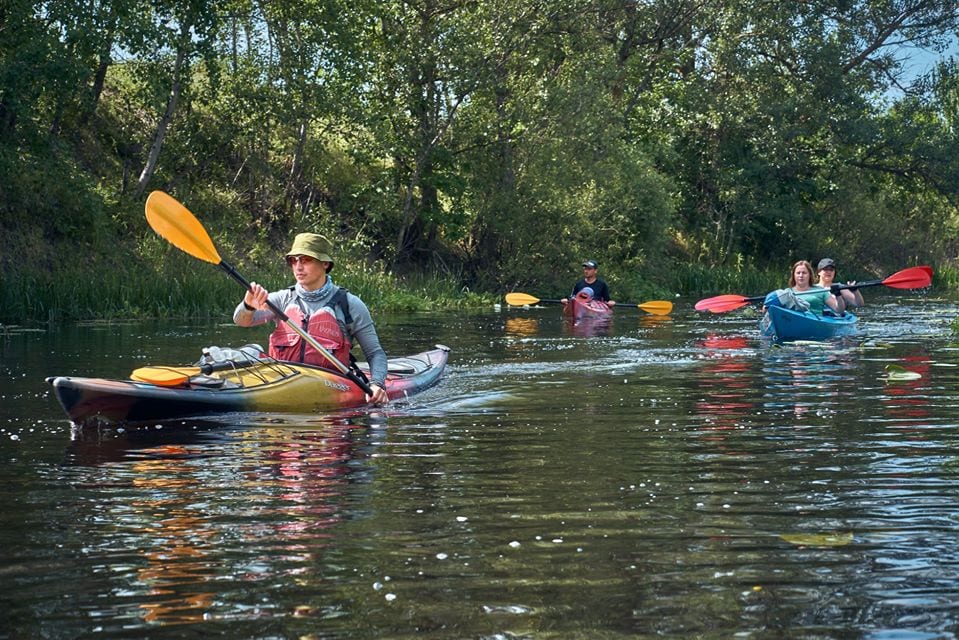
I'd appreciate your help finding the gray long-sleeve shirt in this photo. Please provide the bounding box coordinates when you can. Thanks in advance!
[233,286,388,387]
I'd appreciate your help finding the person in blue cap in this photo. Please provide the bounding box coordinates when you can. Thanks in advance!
[561,259,615,307]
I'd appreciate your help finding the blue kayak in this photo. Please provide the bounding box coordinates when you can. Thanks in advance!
[760,305,858,341]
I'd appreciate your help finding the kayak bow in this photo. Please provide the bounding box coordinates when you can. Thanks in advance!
[563,296,613,321]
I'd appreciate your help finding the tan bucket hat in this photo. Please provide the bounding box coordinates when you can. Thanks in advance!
[286,233,334,266]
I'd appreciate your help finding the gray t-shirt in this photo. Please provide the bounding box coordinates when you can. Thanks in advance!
[234,286,387,387]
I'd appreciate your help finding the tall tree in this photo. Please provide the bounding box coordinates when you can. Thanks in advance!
[133,0,223,197]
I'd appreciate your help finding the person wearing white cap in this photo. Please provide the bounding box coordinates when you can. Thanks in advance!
[561,259,615,307]
[815,258,864,309]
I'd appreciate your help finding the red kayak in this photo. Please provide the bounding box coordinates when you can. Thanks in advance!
[563,290,612,321]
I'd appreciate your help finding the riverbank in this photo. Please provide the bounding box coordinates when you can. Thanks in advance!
[0,257,496,324]
[1,229,949,324]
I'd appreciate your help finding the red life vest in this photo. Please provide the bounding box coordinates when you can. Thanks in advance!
[268,297,352,367]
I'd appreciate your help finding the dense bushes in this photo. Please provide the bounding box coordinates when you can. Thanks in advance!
[1,1,957,321]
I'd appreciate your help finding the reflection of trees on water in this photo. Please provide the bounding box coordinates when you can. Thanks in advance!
[504,317,539,338]
[65,418,377,626]
[759,343,856,418]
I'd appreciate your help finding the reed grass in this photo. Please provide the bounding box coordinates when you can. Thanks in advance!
[0,252,495,324]
[932,264,959,290]
[342,265,492,311]
[1,248,951,325]
[664,263,783,296]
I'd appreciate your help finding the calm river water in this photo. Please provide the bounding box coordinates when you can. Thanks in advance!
[3,294,959,639]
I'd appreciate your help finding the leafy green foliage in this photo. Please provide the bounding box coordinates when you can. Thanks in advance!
[1,0,958,321]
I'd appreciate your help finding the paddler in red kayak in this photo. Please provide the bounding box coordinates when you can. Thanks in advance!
[234,232,389,405]
[815,257,864,309]
[561,259,616,308]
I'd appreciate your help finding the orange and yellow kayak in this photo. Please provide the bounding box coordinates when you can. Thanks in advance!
[48,346,449,425]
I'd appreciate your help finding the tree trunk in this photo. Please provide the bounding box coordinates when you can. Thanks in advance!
[287,117,308,194]
[472,85,514,280]
[81,8,117,127]
[81,44,113,126]
[134,22,190,198]
[395,156,425,264]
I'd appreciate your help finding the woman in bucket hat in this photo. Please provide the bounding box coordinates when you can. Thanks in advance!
[234,232,389,404]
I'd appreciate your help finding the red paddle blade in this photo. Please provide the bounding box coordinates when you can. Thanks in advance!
[694,294,750,313]
[883,266,933,289]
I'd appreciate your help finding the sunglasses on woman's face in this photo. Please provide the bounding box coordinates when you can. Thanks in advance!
[286,255,316,266]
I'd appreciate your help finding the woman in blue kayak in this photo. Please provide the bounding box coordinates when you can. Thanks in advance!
[789,260,846,315]
[815,258,864,309]
[234,232,389,405]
